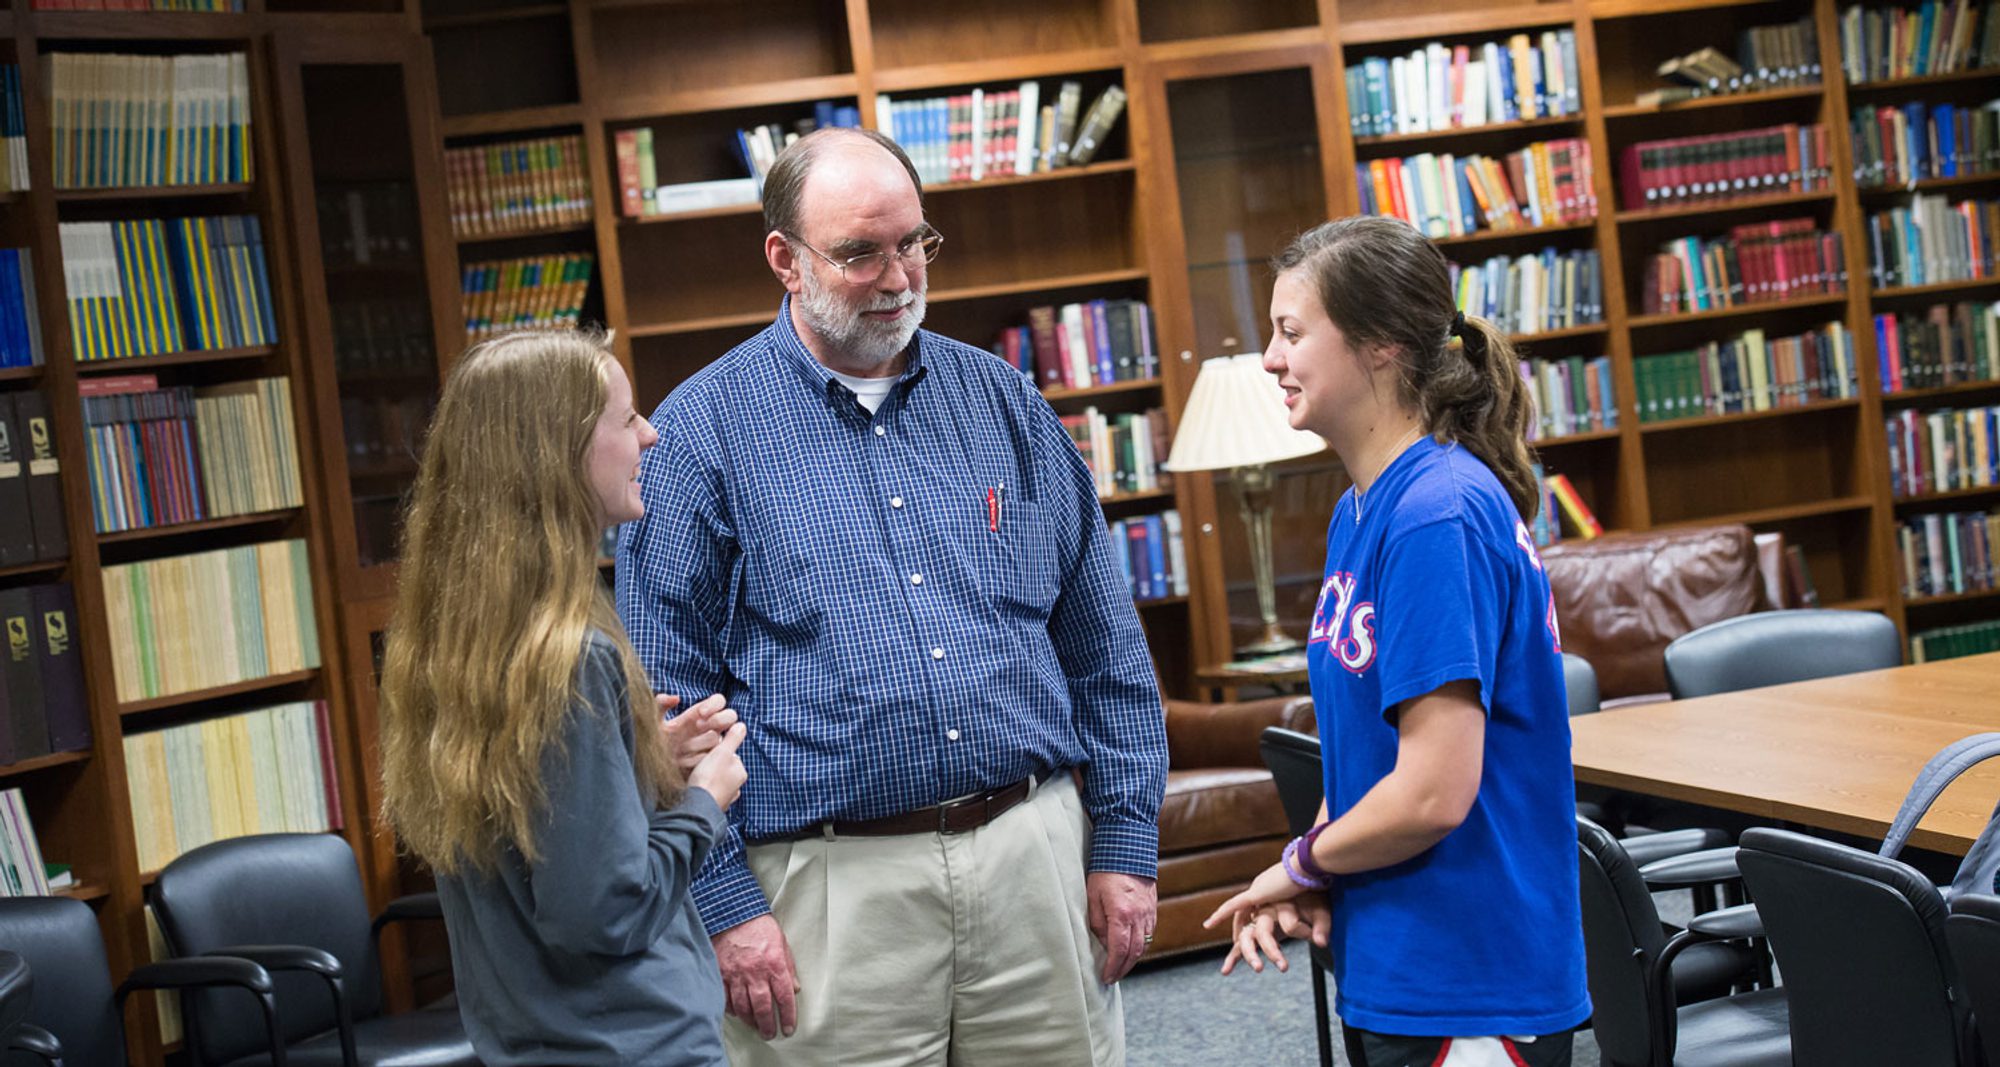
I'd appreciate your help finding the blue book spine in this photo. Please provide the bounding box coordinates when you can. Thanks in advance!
[1453,161,1477,234]
[1125,520,1151,599]
[814,99,836,130]
[1936,104,1958,178]
[1497,47,1519,122]
[1144,514,1168,598]
[1090,299,1114,386]
[1108,519,1134,595]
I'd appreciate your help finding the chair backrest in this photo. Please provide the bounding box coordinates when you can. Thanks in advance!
[0,951,32,1059]
[1258,727,1324,837]
[1663,609,1901,699]
[1575,816,1672,1067]
[0,897,125,1067]
[152,833,380,1066]
[1948,893,2000,1067]
[1737,826,1968,1066]
[1561,652,1599,717]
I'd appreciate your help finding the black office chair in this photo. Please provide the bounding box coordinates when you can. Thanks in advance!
[0,950,44,1065]
[1663,609,1901,700]
[1563,653,1730,866]
[150,833,473,1067]
[0,896,288,1067]
[1561,651,1599,717]
[1947,893,2000,1067]
[1575,817,1790,1067]
[1258,726,1336,1067]
[1736,826,1978,1066]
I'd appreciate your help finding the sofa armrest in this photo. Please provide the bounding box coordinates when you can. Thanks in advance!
[1165,697,1316,769]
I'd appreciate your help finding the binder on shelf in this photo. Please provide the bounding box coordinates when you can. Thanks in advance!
[13,391,67,563]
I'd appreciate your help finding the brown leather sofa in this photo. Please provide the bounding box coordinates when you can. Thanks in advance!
[1543,523,1782,704]
[1146,694,1316,959]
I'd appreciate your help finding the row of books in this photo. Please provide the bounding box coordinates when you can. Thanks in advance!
[1346,31,1581,139]
[1638,18,1822,107]
[101,538,320,703]
[1838,1,2000,84]
[1875,300,2000,392]
[33,0,240,8]
[0,584,89,767]
[732,103,864,187]
[1886,403,2000,497]
[1522,355,1617,440]
[0,390,68,568]
[1635,322,1860,422]
[1637,219,1847,316]
[1617,124,1833,213]
[1866,194,1999,289]
[1899,508,1999,598]
[445,135,591,239]
[1852,100,2000,188]
[460,253,592,343]
[123,701,343,874]
[1527,464,1602,548]
[1453,248,1603,337]
[1912,617,2000,660]
[992,299,1158,393]
[1062,406,1171,500]
[59,215,279,361]
[0,67,29,194]
[613,101,860,218]
[316,183,420,269]
[0,789,62,897]
[1356,138,1596,239]
[77,374,303,534]
[46,52,253,189]
[1109,510,1188,603]
[331,298,432,376]
[0,249,47,369]
[877,81,1125,187]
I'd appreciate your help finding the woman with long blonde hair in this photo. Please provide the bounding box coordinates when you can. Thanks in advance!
[379,329,744,1066]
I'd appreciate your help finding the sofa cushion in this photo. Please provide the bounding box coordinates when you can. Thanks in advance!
[1543,524,1761,700]
[1159,768,1290,856]
[1158,837,1286,898]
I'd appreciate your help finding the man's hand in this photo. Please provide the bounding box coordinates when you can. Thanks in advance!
[659,693,738,775]
[1086,871,1157,984]
[712,915,800,1040]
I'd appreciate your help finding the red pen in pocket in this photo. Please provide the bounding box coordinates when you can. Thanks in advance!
[986,487,1000,531]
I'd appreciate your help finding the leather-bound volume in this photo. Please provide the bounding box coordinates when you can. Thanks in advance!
[0,585,47,762]
[29,583,88,753]
[12,390,66,562]
[0,393,33,567]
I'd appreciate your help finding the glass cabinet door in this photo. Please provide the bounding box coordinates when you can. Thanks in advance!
[272,35,460,601]
[1161,64,1348,666]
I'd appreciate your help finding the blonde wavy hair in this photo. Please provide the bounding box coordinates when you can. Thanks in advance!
[378,329,681,876]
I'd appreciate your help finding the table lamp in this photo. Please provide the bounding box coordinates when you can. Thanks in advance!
[1163,352,1327,657]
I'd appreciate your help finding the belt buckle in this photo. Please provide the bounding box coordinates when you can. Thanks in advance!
[937,791,984,835]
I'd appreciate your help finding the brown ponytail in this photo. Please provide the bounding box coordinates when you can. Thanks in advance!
[1272,216,1541,522]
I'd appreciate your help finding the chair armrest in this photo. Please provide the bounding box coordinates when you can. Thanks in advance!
[117,955,274,997]
[1165,697,1316,769]
[1639,846,1741,890]
[371,891,443,940]
[206,945,343,979]
[1684,903,1764,941]
[8,1021,61,1064]
[1620,827,1731,868]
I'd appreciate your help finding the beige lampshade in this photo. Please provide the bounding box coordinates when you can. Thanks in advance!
[1162,353,1326,472]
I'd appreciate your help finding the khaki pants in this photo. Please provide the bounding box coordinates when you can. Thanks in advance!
[724,776,1124,1066]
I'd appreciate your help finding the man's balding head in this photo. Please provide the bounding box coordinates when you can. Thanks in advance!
[762,127,923,240]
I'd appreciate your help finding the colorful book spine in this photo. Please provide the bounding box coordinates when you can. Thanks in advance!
[1347,30,1582,139]
[46,52,252,189]
[1867,195,2000,288]
[1640,218,1847,315]
[1840,1,2000,84]
[1521,355,1618,440]
[1876,299,2000,392]
[98,539,320,703]
[460,253,595,342]
[60,215,275,361]
[1635,321,1858,421]
[1106,509,1188,602]
[1886,403,2000,497]
[1356,139,1595,237]
[1618,124,1832,212]
[879,80,1119,186]
[444,135,592,238]
[1451,247,1602,335]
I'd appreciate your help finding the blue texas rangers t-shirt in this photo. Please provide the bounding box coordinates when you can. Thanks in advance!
[1306,435,1590,1037]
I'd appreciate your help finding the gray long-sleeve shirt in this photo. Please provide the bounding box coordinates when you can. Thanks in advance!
[436,631,728,1066]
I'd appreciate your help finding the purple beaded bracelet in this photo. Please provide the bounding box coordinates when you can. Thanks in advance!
[1280,837,1332,891]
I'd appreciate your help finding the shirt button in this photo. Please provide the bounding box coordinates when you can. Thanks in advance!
[890,496,904,509]
[931,647,945,660]
[946,728,961,741]
[874,425,886,437]
[910,573,923,585]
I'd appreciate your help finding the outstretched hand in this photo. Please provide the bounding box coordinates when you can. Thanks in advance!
[1203,863,1330,975]
[659,692,738,773]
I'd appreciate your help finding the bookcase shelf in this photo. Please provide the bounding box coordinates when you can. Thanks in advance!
[1601,85,1825,120]
[1905,586,2000,610]
[1536,427,1623,447]
[32,11,259,39]
[438,102,585,139]
[1137,594,1190,609]
[72,345,278,376]
[1626,293,1849,330]
[1871,277,2000,301]
[1659,494,1876,530]
[92,507,302,546]
[1042,375,1163,404]
[115,668,320,719]
[1141,25,1324,64]
[53,182,254,203]
[1857,173,2000,199]
[930,268,1149,305]
[0,560,65,581]
[0,365,41,383]
[457,220,594,245]
[1615,191,1837,226]
[1431,220,1596,250]
[621,201,763,226]
[1894,484,2000,509]
[1515,324,1610,344]
[1639,397,1864,435]
[1880,379,2000,405]
[1351,114,1583,151]
[1339,6,1569,45]
[422,4,566,31]
[0,749,89,779]
[600,73,862,122]
[922,159,1138,197]
[1100,488,1176,508]
[873,48,1124,93]
[1846,67,2000,94]
[56,882,108,903]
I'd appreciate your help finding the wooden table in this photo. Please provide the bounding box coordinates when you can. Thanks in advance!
[1569,653,2000,856]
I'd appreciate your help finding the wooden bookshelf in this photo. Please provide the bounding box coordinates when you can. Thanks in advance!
[92,507,302,546]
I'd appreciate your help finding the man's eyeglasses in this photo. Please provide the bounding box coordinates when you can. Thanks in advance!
[785,228,944,286]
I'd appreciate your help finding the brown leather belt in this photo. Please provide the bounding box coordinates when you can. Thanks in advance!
[761,777,1034,842]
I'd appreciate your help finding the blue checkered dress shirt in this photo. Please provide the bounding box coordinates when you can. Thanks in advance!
[616,298,1169,935]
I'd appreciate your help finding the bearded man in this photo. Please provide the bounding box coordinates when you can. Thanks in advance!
[616,127,1168,1067]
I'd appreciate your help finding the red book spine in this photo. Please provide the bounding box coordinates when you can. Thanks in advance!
[314,701,345,830]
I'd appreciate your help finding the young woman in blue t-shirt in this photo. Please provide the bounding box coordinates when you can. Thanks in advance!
[1205,216,1590,1066]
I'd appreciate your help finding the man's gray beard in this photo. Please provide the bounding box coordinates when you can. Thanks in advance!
[798,265,926,370]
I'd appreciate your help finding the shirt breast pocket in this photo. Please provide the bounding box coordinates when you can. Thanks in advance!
[979,497,1063,618]
[740,541,823,639]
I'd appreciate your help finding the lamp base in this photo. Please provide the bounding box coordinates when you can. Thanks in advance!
[1236,626,1304,658]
